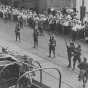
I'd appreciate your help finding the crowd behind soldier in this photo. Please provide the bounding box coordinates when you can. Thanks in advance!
[0,4,87,35]
[48,34,56,58]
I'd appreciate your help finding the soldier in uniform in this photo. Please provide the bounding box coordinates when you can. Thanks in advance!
[33,29,39,48]
[78,57,88,88]
[19,16,23,29]
[78,57,88,81]
[15,22,21,41]
[67,40,75,68]
[48,35,56,58]
[73,44,81,70]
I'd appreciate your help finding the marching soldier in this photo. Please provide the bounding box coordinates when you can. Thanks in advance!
[48,35,56,58]
[73,44,81,70]
[33,29,39,48]
[19,16,23,29]
[67,40,75,68]
[78,57,88,81]
[15,22,21,41]
[78,57,88,88]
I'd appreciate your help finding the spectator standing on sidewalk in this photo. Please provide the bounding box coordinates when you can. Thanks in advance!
[15,22,21,41]
[48,34,56,58]
[66,40,75,68]
[33,29,39,48]
[73,44,81,70]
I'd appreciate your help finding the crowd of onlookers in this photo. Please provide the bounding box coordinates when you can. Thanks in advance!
[0,4,88,40]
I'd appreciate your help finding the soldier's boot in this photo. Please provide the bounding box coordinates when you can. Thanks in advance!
[78,71,82,81]
[83,83,86,88]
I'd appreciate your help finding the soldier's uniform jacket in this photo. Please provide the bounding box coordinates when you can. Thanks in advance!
[67,42,75,56]
[73,47,81,57]
[49,38,56,49]
[78,61,88,80]
[15,24,20,35]
[67,45,72,56]
[33,30,38,40]
[70,42,75,52]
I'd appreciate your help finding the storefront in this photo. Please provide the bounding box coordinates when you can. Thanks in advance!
[38,0,76,11]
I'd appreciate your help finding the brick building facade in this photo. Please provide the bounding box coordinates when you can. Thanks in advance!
[17,0,39,9]
[17,0,76,11]
[38,0,76,11]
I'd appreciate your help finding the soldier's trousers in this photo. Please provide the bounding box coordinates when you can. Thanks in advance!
[49,46,55,57]
[67,53,72,67]
[16,33,20,41]
[73,56,81,69]
[34,39,38,48]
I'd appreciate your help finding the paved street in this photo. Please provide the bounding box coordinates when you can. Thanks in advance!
[0,18,88,88]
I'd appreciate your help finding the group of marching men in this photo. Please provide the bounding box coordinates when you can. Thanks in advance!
[66,40,88,80]
[66,40,81,70]
[66,40,88,87]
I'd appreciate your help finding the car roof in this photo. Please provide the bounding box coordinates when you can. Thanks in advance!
[0,54,18,66]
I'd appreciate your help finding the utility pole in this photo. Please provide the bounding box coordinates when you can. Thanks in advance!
[82,0,84,6]
[80,0,86,25]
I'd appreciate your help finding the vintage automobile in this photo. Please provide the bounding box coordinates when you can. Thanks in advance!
[0,54,19,88]
[0,54,62,88]
[0,55,49,88]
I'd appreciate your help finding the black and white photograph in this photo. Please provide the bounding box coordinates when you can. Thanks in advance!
[0,0,88,88]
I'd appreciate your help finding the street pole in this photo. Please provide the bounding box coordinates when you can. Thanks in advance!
[81,0,85,25]
[82,0,84,6]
